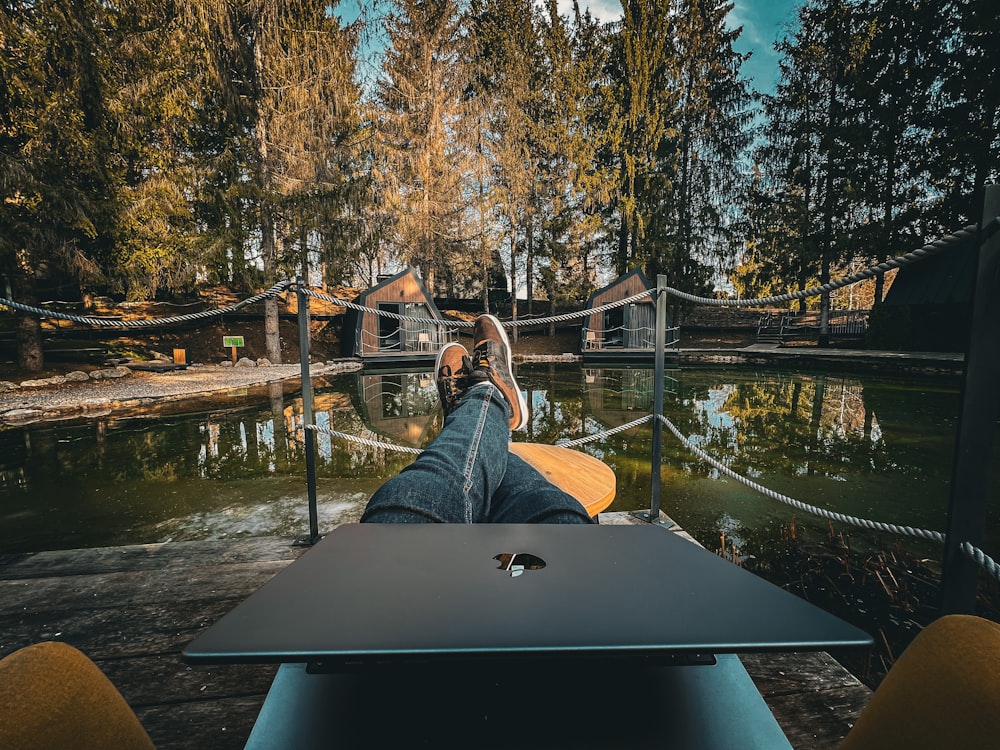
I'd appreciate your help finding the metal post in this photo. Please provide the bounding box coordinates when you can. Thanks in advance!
[632,275,670,525]
[940,185,1000,613]
[294,277,320,546]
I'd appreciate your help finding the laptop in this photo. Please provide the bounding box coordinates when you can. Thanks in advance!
[183,523,872,669]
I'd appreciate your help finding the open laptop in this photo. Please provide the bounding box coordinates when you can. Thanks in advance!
[183,523,872,669]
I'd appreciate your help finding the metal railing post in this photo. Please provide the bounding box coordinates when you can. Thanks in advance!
[294,276,320,546]
[940,185,1000,613]
[633,276,670,525]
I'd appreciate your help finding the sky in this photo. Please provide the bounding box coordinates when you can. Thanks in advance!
[564,0,801,94]
[342,1,801,95]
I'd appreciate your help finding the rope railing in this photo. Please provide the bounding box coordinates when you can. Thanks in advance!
[0,281,293,327]
[655,413,946,543]
[301,286,655,329]
[666,223,984,308]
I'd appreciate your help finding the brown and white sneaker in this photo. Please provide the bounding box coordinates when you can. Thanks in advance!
[434,342,471,418]
[468,314,528,431]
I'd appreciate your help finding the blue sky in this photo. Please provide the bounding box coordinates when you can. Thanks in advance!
[341,1,801,94]
[568,0,801,94]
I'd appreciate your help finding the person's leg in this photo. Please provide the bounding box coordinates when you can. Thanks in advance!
[362,323,522,524]
[488,452,595,524]
[361,380,510,523]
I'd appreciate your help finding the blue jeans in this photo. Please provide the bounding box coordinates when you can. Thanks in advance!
[361,383,594,524]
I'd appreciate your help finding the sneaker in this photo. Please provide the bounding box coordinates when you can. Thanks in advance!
[434,342,470,418]
[469,314,528,431]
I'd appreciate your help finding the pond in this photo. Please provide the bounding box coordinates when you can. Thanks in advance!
[3,363,996,562]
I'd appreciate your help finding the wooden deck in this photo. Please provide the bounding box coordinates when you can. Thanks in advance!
[0,515,872,749]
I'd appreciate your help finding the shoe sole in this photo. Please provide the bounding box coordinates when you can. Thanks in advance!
[477,315,528,431]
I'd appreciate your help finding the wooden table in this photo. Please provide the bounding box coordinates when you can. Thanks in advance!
[510,442,616,517]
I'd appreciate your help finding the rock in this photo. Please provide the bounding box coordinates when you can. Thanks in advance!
[90,366,132,380]
[220,360,234,367]
[234,357,257,368]
[2,408,44,422]
[0,381,19,392]
[256,357,272,366]
[65,371,90,382]
[21,376,68,388]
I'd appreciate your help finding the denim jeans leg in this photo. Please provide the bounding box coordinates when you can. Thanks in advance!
[361,383,510,523]
[487,453,595,524]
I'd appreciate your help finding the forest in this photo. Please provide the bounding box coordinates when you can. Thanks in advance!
[1,0,998,368]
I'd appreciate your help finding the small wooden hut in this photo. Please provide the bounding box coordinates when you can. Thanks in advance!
[580,270,677,360]
[341,268,454,365]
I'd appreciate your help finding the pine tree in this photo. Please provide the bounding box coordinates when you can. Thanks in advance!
[375,0,478,295]
[648,0,753,310]
[0,0,117,370]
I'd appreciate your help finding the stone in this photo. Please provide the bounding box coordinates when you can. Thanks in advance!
[65,371,90,382]
[256,357,272,366]
[20,376,67,388]
[2,408,44,421]
[90,366,132,380]
[0,381,19,392]
[234,357,257,368]
[220,360,234,367]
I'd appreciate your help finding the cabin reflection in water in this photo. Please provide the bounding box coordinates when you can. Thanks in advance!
[583,367,679,429]
[353,370,440,448]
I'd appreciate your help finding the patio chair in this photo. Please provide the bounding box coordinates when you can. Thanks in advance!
[839,614,1000,750]
[0,641,155,750]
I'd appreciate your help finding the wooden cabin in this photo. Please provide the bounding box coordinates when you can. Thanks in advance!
[878,234,976,351]
[580,269,678,360]
[341,268,455,365]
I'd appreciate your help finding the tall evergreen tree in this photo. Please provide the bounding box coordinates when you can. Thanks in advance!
[0,0,116,370]
[647,0,753,307]
[375,0,477,295]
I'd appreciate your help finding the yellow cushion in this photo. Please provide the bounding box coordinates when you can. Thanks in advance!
[840,615,1000,750]
[0,641,155,750]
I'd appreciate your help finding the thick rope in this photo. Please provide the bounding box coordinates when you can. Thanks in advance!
[960,542,1000,582]
[306,423,423,455]
[667,223,981,308]
[301,285,654,328]
[657,413,947,543]
[0,281,292,327]
[556,414,655,447]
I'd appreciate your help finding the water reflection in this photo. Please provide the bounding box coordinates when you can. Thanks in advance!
[1,364,996,562]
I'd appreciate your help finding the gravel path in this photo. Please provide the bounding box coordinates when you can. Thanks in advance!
[0,361,363,425]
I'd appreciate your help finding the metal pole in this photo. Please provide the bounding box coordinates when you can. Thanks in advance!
[633,276,670,525]
[294,276,320,546]
[940,185,1000,613]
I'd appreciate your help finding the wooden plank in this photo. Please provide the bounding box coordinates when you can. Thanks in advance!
[0,560,296,617]
[135,696,266,750]
[0,537,304,580]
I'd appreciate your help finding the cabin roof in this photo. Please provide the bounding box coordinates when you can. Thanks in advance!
[883,236,976,306]
[584,268,653,309]
[353,267,444,319]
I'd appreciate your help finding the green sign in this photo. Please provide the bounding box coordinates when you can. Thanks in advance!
[223,336,245,348]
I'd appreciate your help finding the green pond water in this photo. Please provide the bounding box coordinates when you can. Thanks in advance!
[2,363,997,566]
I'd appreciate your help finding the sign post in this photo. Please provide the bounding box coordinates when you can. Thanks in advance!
[223,335,244,364]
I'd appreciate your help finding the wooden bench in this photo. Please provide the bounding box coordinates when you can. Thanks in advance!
[510,442,616,517]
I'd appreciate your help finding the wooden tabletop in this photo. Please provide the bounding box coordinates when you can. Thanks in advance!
[509,442,616,517]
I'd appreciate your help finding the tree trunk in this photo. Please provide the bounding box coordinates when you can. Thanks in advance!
[6,252,44,372]
[260,206,282,364]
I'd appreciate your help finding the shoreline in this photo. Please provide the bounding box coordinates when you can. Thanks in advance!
[0,346,964,427]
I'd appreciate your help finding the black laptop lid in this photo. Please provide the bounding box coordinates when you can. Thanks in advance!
[183,523,872,665]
